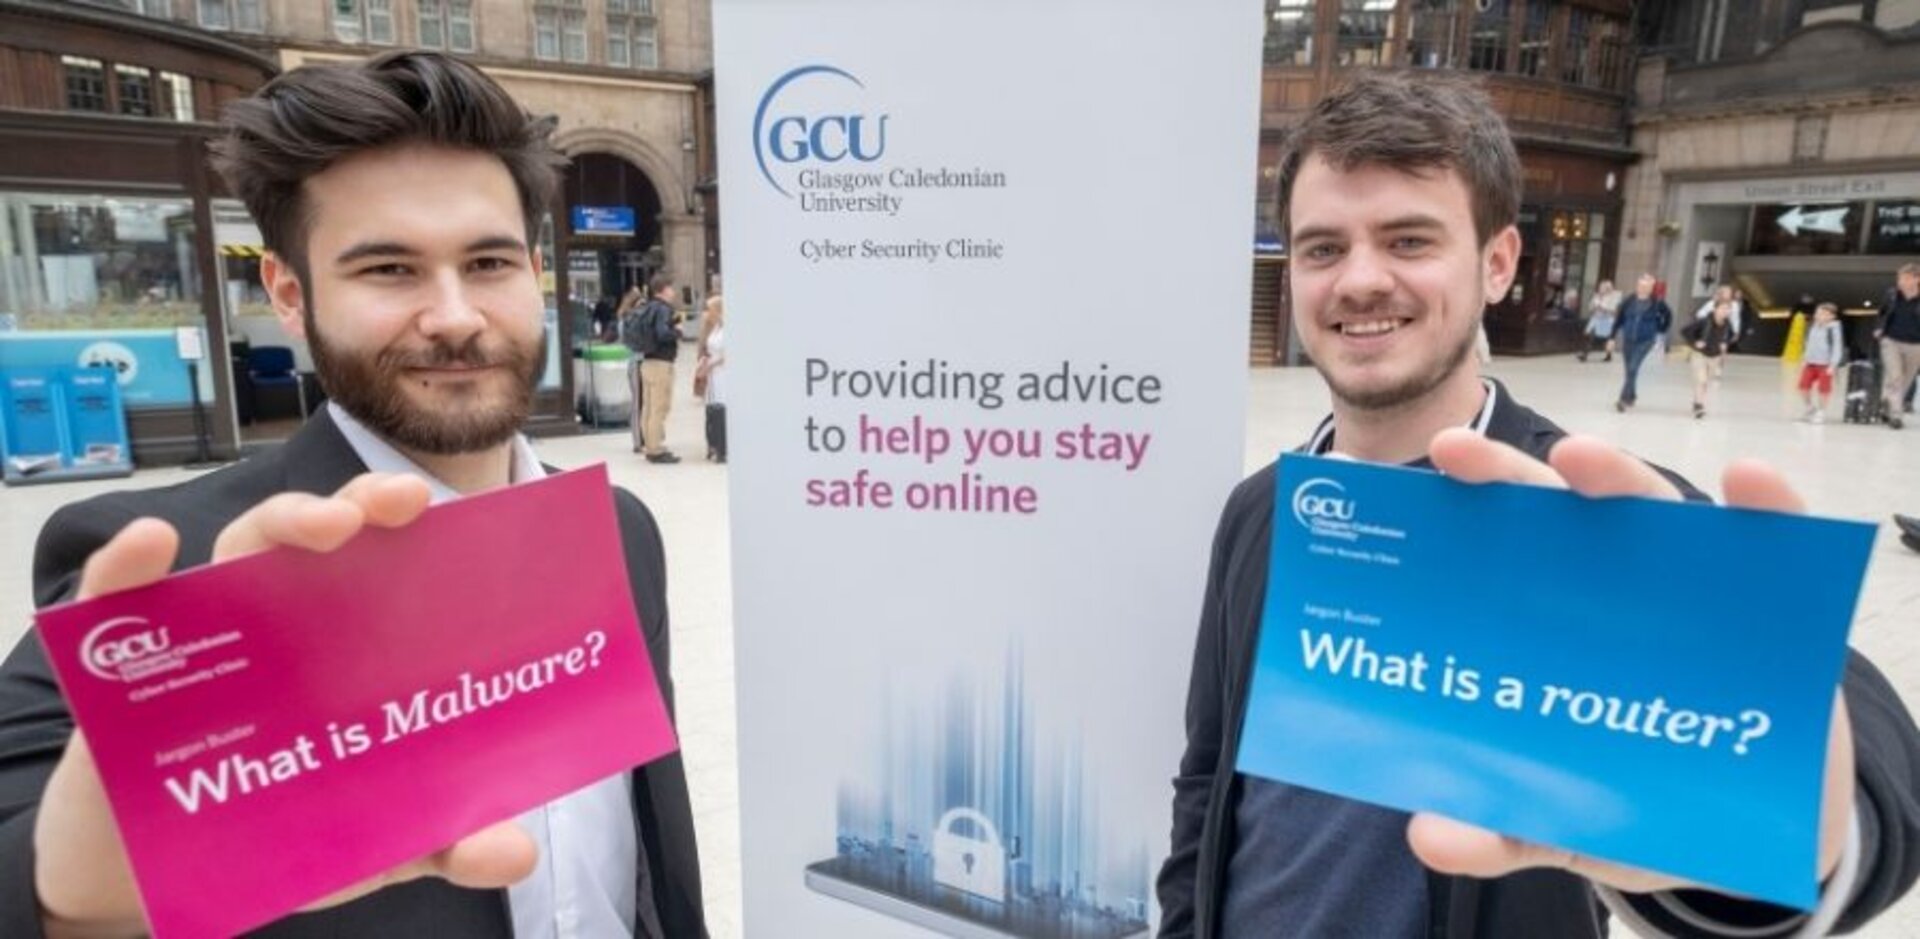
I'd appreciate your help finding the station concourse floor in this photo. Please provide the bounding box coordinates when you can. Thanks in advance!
[2,350,1917,937]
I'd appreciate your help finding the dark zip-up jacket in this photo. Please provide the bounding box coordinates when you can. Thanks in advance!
[1157,382,1920,938]
[1611,297,1674,345]
[1684,317,1738,359]
[1878,289,1920,344]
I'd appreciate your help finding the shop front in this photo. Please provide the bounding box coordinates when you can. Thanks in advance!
[1485,147,1629,356]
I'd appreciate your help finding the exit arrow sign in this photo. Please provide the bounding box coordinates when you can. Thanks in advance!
[1778,205,1849,236]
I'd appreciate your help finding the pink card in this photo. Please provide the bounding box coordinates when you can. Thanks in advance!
[35,465,678,938]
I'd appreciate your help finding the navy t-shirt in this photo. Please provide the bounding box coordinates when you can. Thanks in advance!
[1220,778,1427,938]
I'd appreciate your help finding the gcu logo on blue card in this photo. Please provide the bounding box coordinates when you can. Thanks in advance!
[1292,478,1355,529]
[753,65,890,198]
[1290,477,1406,545]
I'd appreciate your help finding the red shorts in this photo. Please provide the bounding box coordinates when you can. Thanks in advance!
[1798,364,1834,394]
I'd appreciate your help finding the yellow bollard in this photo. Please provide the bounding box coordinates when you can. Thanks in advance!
[1783,312,1808,362]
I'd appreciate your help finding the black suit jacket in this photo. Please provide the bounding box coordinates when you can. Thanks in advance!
[0,410,708,938]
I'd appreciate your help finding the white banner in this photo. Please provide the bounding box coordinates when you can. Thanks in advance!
[718,2,1262,935]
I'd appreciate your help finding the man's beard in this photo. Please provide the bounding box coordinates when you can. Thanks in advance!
[1317,307,1480,413]
[305,309,544,455]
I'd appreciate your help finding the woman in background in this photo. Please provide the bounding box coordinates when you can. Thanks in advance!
[696,295,727,463]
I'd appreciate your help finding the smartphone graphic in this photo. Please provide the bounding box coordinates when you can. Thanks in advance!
[805,856,1150,939]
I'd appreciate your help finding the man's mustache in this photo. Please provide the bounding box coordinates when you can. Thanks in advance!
[379,339,510,370]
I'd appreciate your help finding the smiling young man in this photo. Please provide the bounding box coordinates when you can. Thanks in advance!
[0,52,707,938]
[1156,71,1920,939]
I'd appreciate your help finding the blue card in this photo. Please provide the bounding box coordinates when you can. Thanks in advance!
[1236,453,1877,909]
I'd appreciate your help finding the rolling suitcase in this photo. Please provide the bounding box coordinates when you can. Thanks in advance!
[1844,360,1883,424]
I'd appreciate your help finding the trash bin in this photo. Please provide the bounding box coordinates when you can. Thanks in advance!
[576,344,632,426]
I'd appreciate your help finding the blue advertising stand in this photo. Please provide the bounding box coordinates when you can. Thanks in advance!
[1,367,135,485]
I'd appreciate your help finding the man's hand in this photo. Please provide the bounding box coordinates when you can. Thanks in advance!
[34,474,538,939]
[1407,430,1855,896]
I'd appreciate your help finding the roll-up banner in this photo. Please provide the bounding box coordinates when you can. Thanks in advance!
[717,2,1263,934]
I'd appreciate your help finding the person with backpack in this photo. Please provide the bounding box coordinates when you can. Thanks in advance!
[1609,273,1673,413]
[1682,298,1737,419]
[623,275,683,462]
[1800,302,1845,423]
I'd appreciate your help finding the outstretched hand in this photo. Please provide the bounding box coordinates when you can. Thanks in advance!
[1406,430,1855,895]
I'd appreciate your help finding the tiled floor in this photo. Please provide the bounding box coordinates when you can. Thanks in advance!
[2,349,1917,937]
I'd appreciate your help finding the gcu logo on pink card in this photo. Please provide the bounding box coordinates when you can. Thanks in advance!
[81,617,175,682]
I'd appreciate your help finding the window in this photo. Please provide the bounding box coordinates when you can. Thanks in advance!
[562,3,588,63]
[368,0,395,43]
[607,0,658,68]
[419,0,474,51]
[334,0,392,44]
[1562,7,1590,83]
[63,57,107,113]
[196,0,260,30]
[1336,0,1395,66]
[1264,0,1315,66]
[0,194,202,334]
[1516,0,1550,77]
[162,71,195,122]
[449,0,474,49]
[530,1,587,63]
[534,4,560,60]
[1467,0,1509,73]
[1587,15,1630,91]
[335,0,362,41]
[1409,0,1460,68]
[1543,209,1610,319]
[116,66,154,117]
[127,0,173,17]
[1801,3,1864,27]
[1879,0,1920,30]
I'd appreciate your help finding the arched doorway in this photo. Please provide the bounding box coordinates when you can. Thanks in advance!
[562,151,663,341]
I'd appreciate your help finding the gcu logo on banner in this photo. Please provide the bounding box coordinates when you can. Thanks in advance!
[81,616,173,681]
[1292,478,1355,530]
[752,64,890,198]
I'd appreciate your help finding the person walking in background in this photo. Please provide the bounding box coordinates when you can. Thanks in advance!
[694,295,727,463]
[1878,263,1920,430]
[1683,298,1737,419]
[1610,273,1671,413]
[1578,278,1619,362]
[1800,302,1845,423]
[623,275,682,462]
[1694,284,1743,379]
[591,293,617,342]
[1731,286,1752,351]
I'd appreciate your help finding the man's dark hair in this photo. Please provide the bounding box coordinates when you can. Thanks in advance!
[209,50,563,283]
[1276,70,1520,247]
[648,274,675,298]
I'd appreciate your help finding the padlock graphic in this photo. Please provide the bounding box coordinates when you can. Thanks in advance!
[931,807,1007,903]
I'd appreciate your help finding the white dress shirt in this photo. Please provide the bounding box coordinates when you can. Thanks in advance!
[329,403,641,938]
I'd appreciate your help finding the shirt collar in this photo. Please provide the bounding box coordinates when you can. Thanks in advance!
[326,402,545,505]
[1304,378,1499,458]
